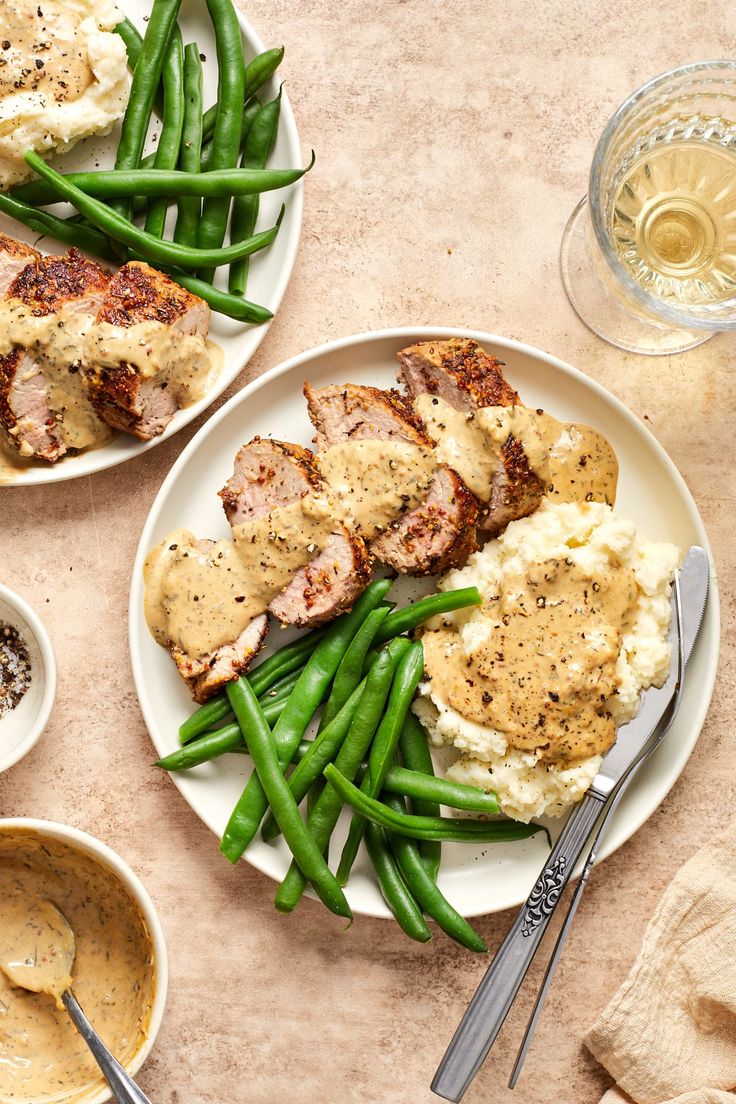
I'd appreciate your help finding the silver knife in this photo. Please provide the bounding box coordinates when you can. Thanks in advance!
[431,546,709,1103]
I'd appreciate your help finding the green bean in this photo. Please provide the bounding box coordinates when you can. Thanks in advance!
[221,580,392,859]
[260,666,304,703]
[229,88,282,295]
[196,0,246,282]
[172,43,204,247]
[260,637,411,842]
[383,794,488,953]
[13,163,313,204]
[260,682,364,842]
[163,270,273,322]
[249,627,327,695]
[24,150,284,269]
[222,679,351,918]
[179,626,326,743]
[374,587,482,644]
[111,0,182,218]
[145,27,185,239]
[398,713,441,879]
[323,767,546,843]
[337,642,425,885]
[199,46,284,149]
[383,765,500,815]
[113,17,165,116]
[0,193,118,262]
[275,648,397,913]
[365,822,431,944]
[319,606,389,732]
[113,17,144,67]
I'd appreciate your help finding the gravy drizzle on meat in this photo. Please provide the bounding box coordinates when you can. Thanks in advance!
[317,439,437,539]
[145,497,336,661]
[415,394,618,507]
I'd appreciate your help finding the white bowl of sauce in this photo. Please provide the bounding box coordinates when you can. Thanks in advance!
[0,583,57,774]
[0,819,168,1104]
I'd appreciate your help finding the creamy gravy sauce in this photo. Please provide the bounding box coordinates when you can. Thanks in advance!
[0,898,74,1008]
[414,395,618,506]
[84,323,220,407]
[145,498,335,658]
[0,303,223,457]
[0,302,112,451]
[317,439,436,539]
[422,557,638,763]
[0,1,93,104]
[0,830,155,1104]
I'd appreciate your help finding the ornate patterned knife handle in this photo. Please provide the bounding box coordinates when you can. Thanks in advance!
[431,792,605,1102]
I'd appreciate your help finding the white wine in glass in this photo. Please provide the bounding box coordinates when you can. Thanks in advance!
[561,62,736,355]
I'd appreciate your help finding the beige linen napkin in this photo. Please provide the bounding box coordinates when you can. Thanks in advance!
[584,824,736,1104]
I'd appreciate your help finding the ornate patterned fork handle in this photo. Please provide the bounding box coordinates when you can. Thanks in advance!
[431,792,605,1103]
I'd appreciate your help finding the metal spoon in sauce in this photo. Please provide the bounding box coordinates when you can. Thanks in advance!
[0,900,153,1104]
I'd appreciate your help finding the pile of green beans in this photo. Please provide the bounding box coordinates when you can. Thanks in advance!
[3,1,304,323]
[158,583,550,951]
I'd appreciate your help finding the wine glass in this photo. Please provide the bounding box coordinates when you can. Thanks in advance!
[561,60,736,355]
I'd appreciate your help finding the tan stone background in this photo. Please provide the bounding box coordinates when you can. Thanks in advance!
[1,1,734,1101]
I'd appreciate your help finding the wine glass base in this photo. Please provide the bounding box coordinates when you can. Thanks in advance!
[560,197,714,355]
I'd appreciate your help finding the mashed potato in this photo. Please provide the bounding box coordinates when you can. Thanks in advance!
[0,0,129,189]
[414,500,679,822]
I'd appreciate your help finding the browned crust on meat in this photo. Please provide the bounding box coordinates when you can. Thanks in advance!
[480,435,544,535]
[0,348,23,442]
[97,261,199,326]
[304,382,431,445]
[85,363,147,436]
[171,616,270,703]
[398,338,520,408]
[8,248,111,314]
[0,233,40,263]
[219,436,324,518]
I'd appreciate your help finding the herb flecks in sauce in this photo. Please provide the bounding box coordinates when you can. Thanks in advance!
[422,557,639,763]
[0,830,155,1103]
[0,305,223,453]
[0,622,31,714]
[414,395,618,507]
[144,498,335,659]
[0,898,74,1009]
[317,439,436,539]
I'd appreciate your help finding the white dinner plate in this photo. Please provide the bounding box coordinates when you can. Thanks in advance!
[0,0,303,485]
[129,327,720,919]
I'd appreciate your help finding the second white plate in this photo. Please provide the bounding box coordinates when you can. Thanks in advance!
[129,327,719,918]
[0,0,304,485]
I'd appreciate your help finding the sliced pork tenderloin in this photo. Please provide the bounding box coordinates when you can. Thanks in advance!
[304,383,478,575]
[220,437,371,627]
[0,248,111,462]
[397,338,544,534]
[84,261,212,440]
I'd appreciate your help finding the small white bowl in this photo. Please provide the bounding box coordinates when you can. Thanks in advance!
[0,818,168,1102]
[0,582,57,773]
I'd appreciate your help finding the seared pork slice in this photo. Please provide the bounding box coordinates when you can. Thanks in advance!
[0,234,39,296]
[304,383,478,575]
[86,261,211,440]
[172,606,269,703]
[397,338,543,534]
[0,249,111,462]
[221,437,371,627]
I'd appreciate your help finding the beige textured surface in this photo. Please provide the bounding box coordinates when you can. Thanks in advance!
[0,2,734,1101]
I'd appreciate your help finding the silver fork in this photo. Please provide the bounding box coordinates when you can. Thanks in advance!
[431,546,709,1102]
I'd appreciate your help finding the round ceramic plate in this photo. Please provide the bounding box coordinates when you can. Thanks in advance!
[0,0,303,485]
[129,327,720,918]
